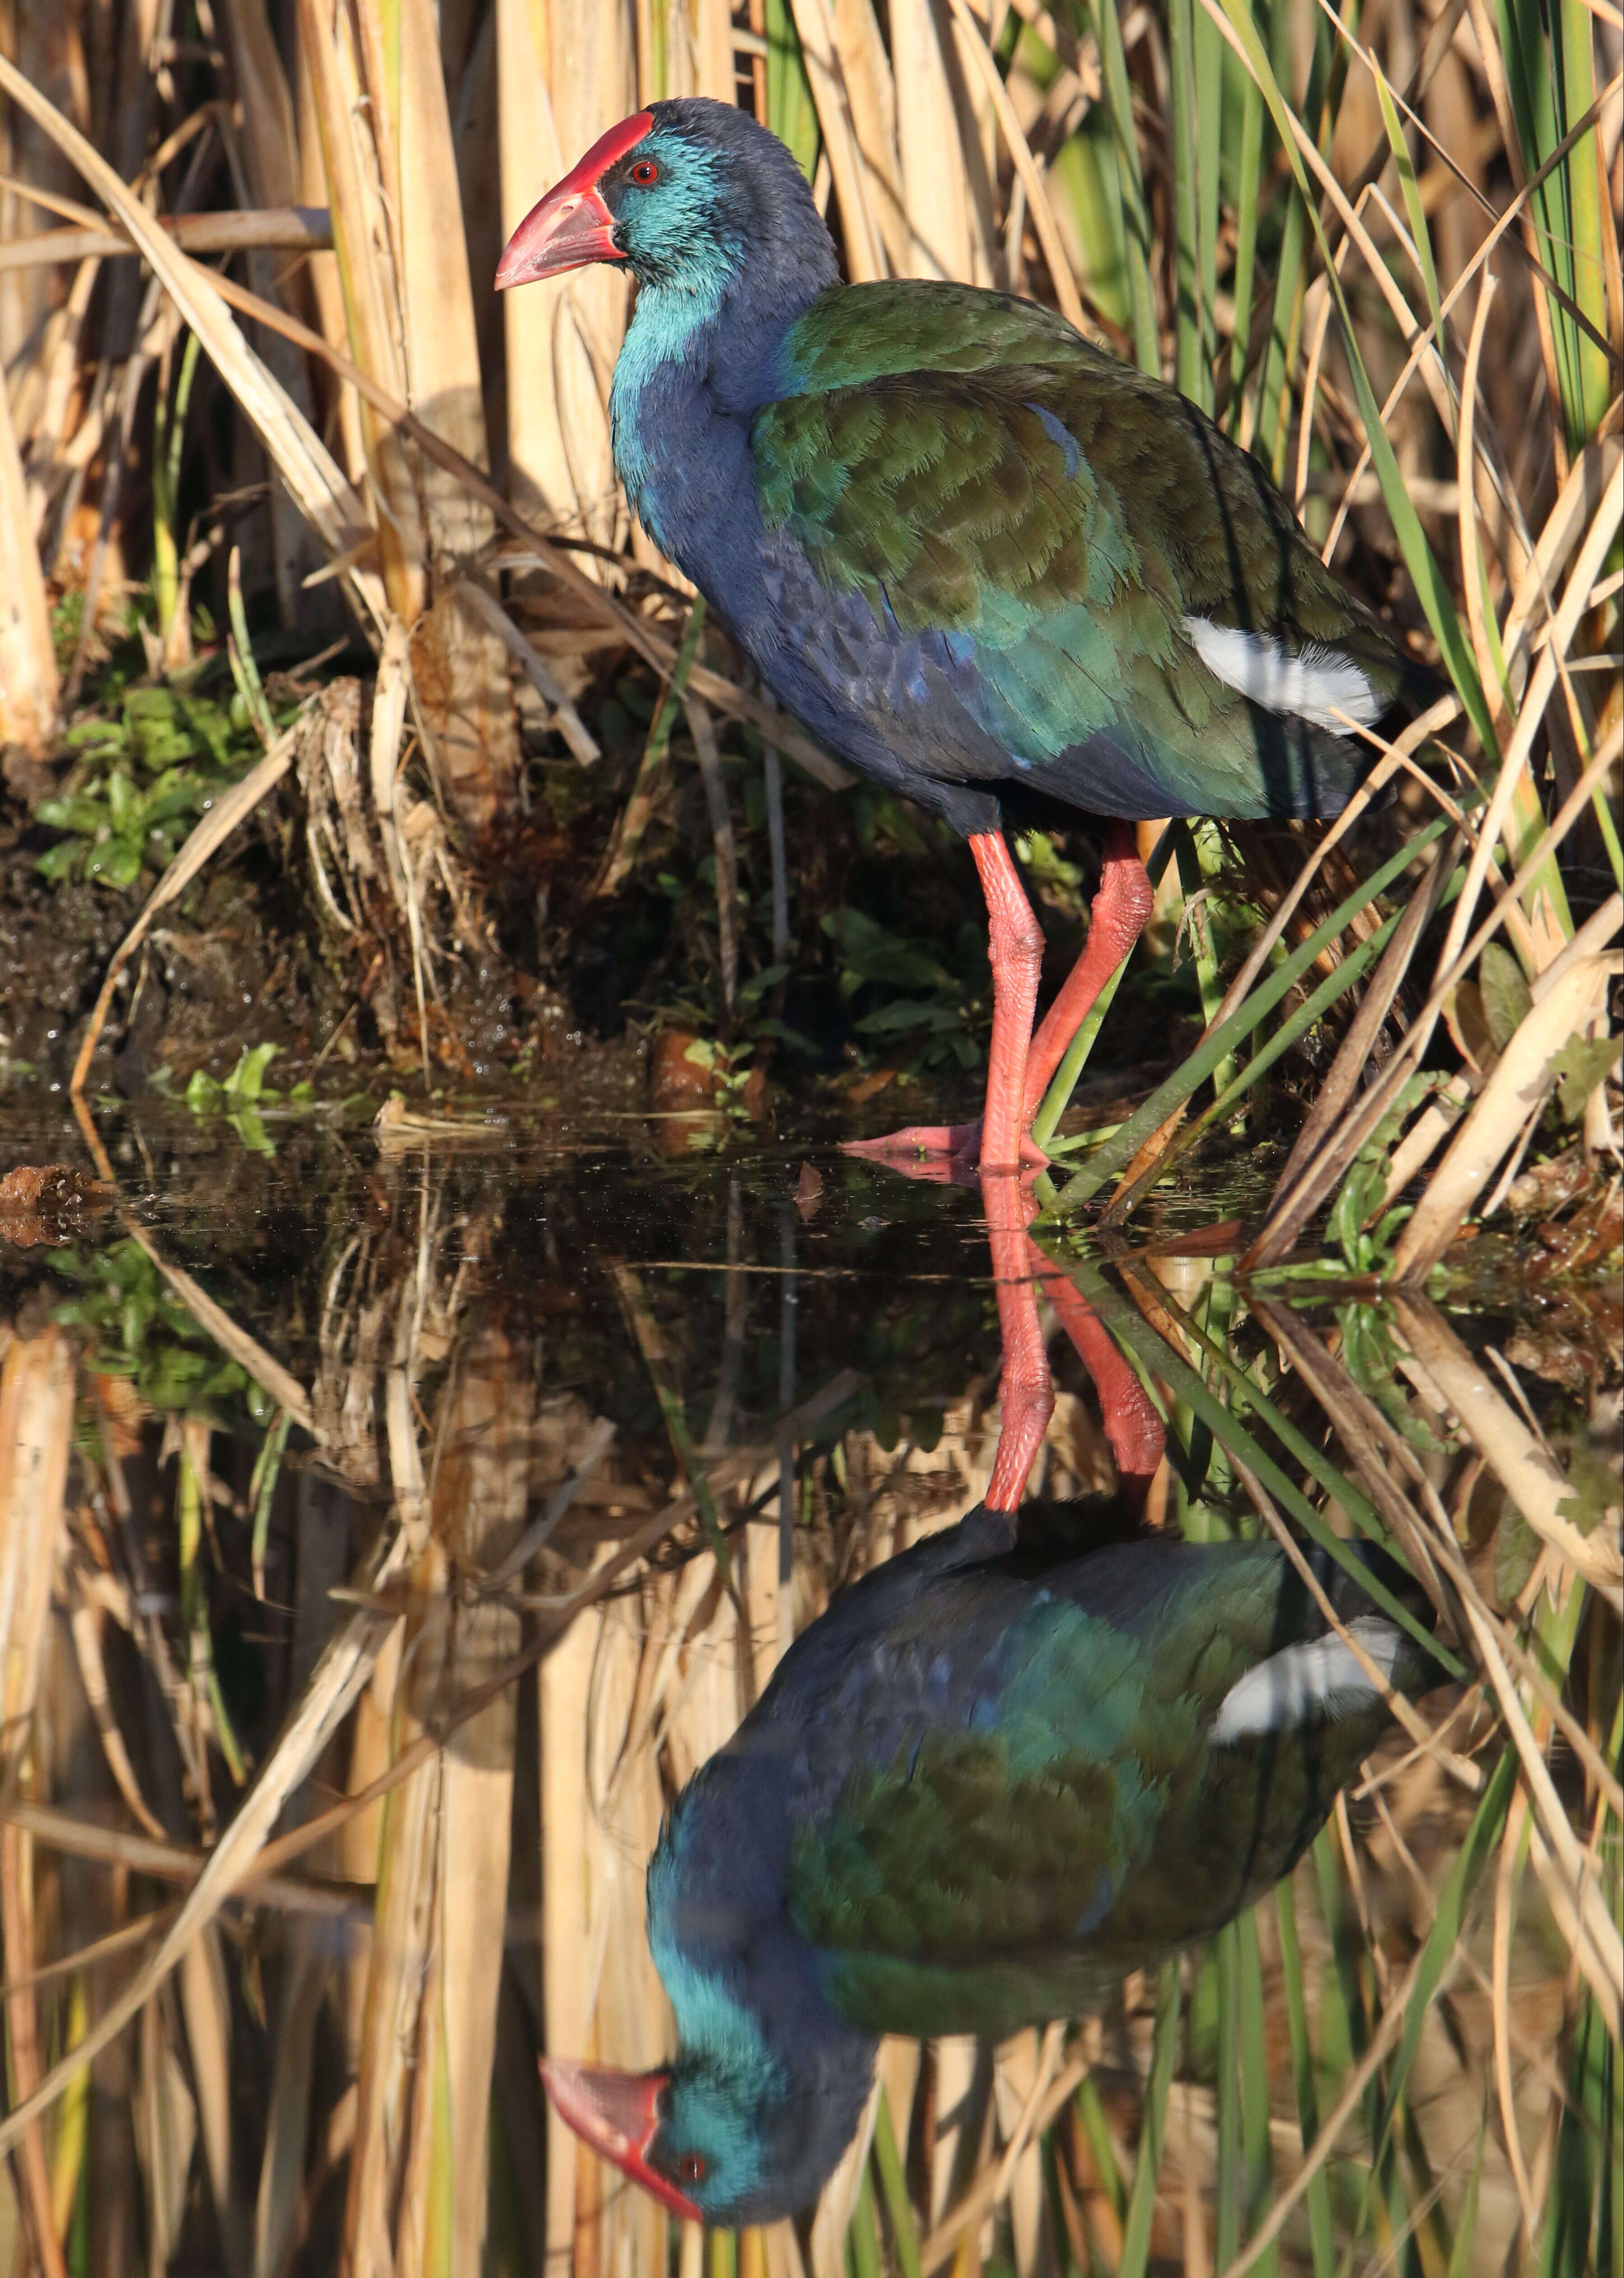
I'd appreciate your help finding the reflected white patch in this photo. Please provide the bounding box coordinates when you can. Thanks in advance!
[1183,618,1381,731]
[1212,1615,1401,1741]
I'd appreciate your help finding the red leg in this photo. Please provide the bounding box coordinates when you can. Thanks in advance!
[1027,1239,1165,1511]
[1020,823,1152,1119]
[846,830,1048,1174]
[982,1170,1053,1512]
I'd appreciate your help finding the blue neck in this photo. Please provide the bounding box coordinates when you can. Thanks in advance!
[609,243,835,572]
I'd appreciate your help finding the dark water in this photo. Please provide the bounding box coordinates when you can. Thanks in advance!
[0,1095,1613,2275]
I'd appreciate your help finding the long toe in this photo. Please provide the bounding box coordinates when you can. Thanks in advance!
[842,1120,984,1161]
[842,1122,1050,1181]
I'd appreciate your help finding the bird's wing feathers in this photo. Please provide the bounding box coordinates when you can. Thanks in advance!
[784,1541,1399,2035]
[754,284,1414,818]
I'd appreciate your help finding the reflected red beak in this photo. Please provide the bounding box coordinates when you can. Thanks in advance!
[495,110,654,289]
[540,2056,702,2224]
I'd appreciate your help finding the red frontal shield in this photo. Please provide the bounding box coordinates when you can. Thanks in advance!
[495,112,654,289]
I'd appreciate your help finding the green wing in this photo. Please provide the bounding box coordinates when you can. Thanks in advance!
[756,284,1416,819]
[787,1544,1383,2039]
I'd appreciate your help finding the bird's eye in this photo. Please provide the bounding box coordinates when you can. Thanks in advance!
[629,159,660,186]
[677,2152,707,2185]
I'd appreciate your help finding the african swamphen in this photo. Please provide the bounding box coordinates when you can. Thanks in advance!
[540,1498,1441,2225]
[497,99,1437,1167]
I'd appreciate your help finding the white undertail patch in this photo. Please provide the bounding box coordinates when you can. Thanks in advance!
[1183,618,1382,732]
[1212,1616,1402,1743]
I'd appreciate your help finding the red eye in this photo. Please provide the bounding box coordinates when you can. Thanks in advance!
[677,2153,707,2184]
[629,159,660,185]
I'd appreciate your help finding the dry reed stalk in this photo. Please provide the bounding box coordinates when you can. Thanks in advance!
[1392,1296,1622,1606]
[0,208,334,269]
[0,1483,418,2161]
[890,0,980,279]
[788,0,886,279]
[808,2076,883,2278]
[0,50,390,642]
[539,1571,603,2273]
[134,1992,197,2273]
[583,1586,671,2274]
[294,0,520,828]
[0,304,59,752]
[1390,935,1619,1272]
[499,0,634,553]
[991,2024,1062,2275]
[0,1325,75,2278]
[431,1327,537,2270]
[829,0,910,274]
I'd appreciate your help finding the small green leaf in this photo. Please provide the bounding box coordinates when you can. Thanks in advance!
[35,839,84,881]
[1493,1503,1540,1604]
[224,1042,280,1103]
[89,840,143,889]
[64,718,124,750]
[227,1106,276,1155]
[1550,1035,1618,1122]
[1555,1442,1621,1537]
[1479,942,1532,1053]
[105,769,136,831]
[185,1068,224,1114]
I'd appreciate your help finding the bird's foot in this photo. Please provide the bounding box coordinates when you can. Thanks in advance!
[843,1121,1049,1181]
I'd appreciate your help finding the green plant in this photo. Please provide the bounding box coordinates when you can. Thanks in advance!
[51,1238,272,1421]
[183,1045,313,1154]
[34,678,274,891]
[823,906,988,1078]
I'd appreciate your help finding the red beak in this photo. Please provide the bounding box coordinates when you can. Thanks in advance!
[495,111,654,289]
[540,2056,703,2224]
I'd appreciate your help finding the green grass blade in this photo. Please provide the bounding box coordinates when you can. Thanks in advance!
[1195,0,1224,405]
[1277,1880,1337,2278]
[1086,0,1159,373]
[1213,0,1496,756]
[1216,1923,1243,2268]
[1370,71,1448,405]
[1336,1751,1518,2261]
[1236,1907,1277,2278]
[1106,866,1462,1216]
[1251,0,1338,473]
[871,2088,924,2278]
[1049,816,1450,1209]
[1074,2072,1126,2221]
[764,0,820,183]
[1446,2097,1489,2278]
[846,2159,882,2278]
[1225,66,1266,430]
[1169,0,1209,408]
[1117,1962,1181,2278]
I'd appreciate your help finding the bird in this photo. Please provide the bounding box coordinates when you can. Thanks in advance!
[496,98,1441,1170]
[538,1492,1443,2227]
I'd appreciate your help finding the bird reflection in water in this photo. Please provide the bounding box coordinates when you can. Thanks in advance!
[541,1170,1441,2228]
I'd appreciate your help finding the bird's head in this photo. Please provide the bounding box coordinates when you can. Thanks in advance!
[541,2010,873,2228]
[540,1805,877,2226]
[495,97,831,304]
